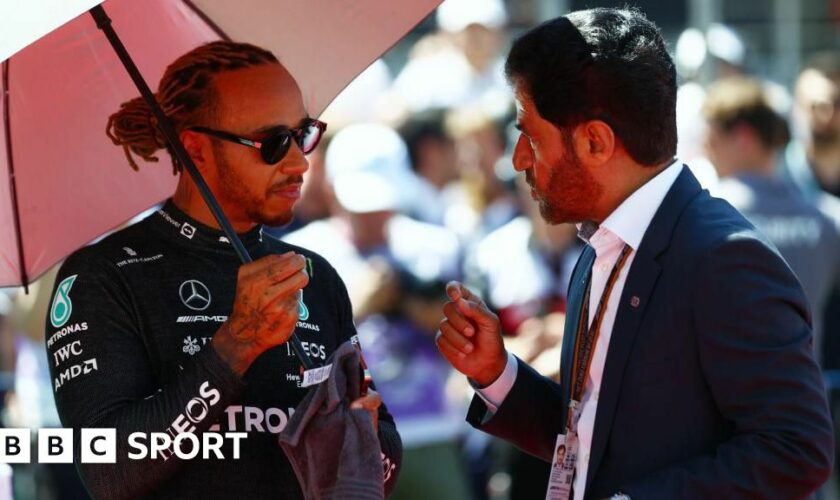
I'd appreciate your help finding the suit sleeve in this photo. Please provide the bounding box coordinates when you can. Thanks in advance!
[621,237,834,498]
[464,247,595,462]
[330,261,403,496]
[466,359,565,462]
[45,254,245,500]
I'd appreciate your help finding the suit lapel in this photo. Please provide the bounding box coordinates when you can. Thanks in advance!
[585,167,704,492]
[559,245,596,429]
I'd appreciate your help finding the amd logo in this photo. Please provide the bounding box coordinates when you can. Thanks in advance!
[53,358,98,392]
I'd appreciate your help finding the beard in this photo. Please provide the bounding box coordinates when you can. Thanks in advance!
[214,146,297,227]
[530,132,601,225]
[812,128,840,149]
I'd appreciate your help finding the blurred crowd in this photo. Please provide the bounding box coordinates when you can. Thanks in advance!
[2,0,840,498]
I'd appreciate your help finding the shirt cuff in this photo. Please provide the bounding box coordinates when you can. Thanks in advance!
[472,351,518,413]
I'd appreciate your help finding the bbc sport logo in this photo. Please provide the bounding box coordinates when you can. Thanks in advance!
[0,429,247,463]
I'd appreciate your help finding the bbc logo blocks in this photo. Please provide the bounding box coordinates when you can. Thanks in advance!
[0,430,29,463]
[0,428,115,464]
[81,429,116,463]
[38,429,73,463]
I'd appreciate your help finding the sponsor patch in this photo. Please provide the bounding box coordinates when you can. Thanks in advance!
[285,341,327,360]
[180,223,196,239]
[295,321,320,332]
[46,322,88,348]
[298,291,310,321]
[52,340,83,367]
[208,405,296,434]
[177,315,227,324]
[182,336,201,356]
[50,275,78,328]
[158,209,181,229]
[116,254,163,268]
[53,358,98,392]
[179,336,213,355]
[179,280,211,311]
[383,452,397,482]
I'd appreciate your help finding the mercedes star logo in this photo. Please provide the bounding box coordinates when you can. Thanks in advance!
[179,280,212,311]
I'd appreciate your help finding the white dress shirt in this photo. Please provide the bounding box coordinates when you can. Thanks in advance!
[477,161,684,500]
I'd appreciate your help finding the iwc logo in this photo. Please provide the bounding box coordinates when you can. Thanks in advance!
[179,280,211,311]
[51,275,78,328]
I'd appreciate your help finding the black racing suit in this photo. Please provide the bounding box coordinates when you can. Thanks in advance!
[44,200,402,499]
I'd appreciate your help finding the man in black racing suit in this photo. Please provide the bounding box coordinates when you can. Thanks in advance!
[44,41,401,499]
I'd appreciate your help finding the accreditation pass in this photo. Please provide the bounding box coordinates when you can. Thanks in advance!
[546,432,578,500]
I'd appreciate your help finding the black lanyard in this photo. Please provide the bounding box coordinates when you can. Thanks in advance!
[566,243,632,430]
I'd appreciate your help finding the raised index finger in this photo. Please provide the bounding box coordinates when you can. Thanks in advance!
[443,301,475,337]
[446,281,483,305]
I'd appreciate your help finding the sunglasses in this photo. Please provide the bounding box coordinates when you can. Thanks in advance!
[189,118,327,165]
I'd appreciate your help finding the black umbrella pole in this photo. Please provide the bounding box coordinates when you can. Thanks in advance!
[89,5,314,371]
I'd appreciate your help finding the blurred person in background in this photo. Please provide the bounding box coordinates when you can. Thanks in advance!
[285,123,470,499]
[445,105,519,245]
[398,110,460,226]
[788,54,840,371]
[704,76,840,362]
[789,53,840,204]
[393,0,510,115]
[672,23,749,189]
[284,123,461,320]
[787,53,840,494]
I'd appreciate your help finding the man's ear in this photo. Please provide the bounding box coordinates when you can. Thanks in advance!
[178,130,210,173]
[579,120,616,165]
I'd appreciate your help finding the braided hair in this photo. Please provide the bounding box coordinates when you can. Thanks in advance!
[106,41,278,173]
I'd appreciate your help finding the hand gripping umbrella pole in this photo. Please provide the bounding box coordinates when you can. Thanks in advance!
[89,5,315,371]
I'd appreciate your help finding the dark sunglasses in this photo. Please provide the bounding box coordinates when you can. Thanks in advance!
[189,118,327,165]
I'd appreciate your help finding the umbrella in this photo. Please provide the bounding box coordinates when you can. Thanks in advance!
[1,0,442,368]
[0,0,441,288]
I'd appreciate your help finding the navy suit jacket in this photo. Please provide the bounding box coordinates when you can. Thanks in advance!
[467,167,834,498]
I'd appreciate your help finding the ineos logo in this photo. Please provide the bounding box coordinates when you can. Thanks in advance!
[179,280,211,311]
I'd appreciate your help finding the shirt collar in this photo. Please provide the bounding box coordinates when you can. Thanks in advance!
[153,199,264,250]
[578,159,683,250]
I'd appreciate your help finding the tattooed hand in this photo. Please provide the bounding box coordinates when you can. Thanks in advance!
[212,252,309,376]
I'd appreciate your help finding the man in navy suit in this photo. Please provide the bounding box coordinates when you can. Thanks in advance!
[436,8,834,499]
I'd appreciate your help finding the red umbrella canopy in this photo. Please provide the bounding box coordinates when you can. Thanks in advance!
[0,0,441,287]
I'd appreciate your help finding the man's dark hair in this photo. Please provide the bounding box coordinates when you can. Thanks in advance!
[107,41,279,172]
[505,8,677,166]
[703,77,790,151]
[398,109,450,172]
